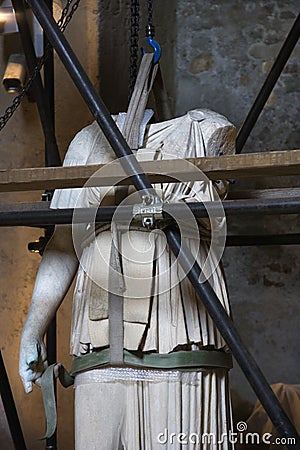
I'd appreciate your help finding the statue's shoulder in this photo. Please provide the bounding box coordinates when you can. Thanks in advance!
[63,121,101,166]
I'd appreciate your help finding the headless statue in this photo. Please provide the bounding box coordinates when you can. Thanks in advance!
[19,108,236,449]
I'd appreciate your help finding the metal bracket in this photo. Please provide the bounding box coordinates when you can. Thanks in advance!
[133,194,163,229]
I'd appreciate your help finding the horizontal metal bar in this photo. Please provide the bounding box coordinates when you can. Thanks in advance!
[188,197,300,217]
[2,201,300,245]
[1,197,300,227]
[226,234,300,246]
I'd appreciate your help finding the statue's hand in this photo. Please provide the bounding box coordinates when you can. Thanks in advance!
[19,334,48,394]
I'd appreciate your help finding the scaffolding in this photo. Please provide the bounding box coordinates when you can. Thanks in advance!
[0,2,299,449]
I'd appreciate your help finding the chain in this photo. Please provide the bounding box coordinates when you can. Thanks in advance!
[129,0,140,99]
[0,0,81,132]
[147,0,153,32]
[58,0,80,33]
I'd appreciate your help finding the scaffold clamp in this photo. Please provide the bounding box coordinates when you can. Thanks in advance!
[133,194,163,229]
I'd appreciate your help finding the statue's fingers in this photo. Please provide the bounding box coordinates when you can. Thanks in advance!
[26,346,40,369]
[34,377,42,388]
[22,378,33,394]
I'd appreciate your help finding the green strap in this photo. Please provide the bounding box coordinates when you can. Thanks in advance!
[40,349,232,440]
[40,364,74,440]
[71,348,233,375]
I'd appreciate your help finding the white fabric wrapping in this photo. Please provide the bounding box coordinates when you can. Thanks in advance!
[74,369,233,450]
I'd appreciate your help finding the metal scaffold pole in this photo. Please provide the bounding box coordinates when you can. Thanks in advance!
[0,197,300,226]
[0,350,27,450]
[236,13,300,154]
[11,0,61,167]
[43,1,58,448]
[12,1,60,448]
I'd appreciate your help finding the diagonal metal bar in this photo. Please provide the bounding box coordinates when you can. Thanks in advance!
[166,229,300,443]
[27,0,154,198]
[0,350,27,450]
[236,13,300,154]
[26,0,300,445]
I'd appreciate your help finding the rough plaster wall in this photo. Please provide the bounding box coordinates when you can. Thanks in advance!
[0,2,99,448]
[176,0,299,153]
[176,0,300,422]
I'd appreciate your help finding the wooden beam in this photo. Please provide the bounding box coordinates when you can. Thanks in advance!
[0,149,299,193]
[194,149,300,179]
[228,187,300,200]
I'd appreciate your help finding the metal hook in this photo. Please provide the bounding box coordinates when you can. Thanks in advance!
[148,36,161,64]
[143,35,161,65]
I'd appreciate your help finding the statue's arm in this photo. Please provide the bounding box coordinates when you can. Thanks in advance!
[19,225,79,393]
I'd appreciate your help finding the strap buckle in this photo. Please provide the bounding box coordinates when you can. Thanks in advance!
[133,194,163,229]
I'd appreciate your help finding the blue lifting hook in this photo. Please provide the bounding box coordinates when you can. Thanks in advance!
[146,35,161,64]
[143,25,161,64]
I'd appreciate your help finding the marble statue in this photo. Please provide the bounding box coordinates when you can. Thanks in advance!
[19,108,236,449]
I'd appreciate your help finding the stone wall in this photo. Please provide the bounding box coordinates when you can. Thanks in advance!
[175,1,299,153]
